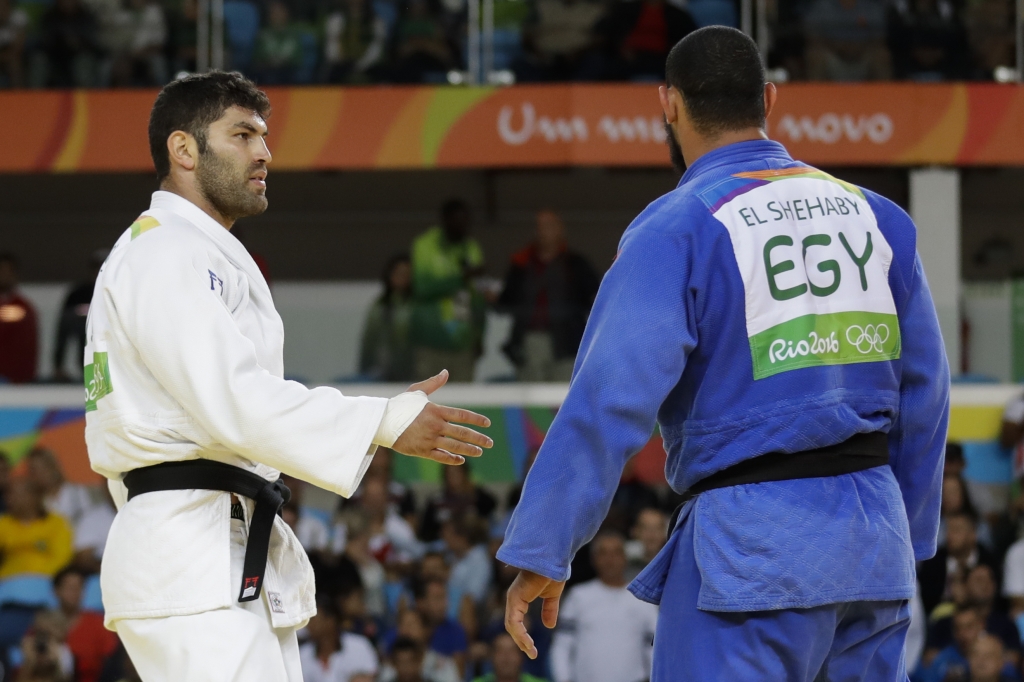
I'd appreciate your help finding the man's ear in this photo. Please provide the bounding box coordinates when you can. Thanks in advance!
[166,131,199,173]
[659,85,678,125]
[763,82,778,121]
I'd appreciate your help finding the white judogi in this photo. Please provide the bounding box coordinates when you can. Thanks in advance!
[85,191,417,681]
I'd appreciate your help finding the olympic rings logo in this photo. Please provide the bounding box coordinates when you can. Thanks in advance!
[845,324,889,354]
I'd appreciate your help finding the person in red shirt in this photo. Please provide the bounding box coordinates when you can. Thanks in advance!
[597,0,697,79]
[0,252,39,384]
[54,566,119,682]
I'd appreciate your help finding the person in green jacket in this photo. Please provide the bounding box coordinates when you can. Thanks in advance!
[360,254,415,381]
[473,633,549,682]
[410,199,487,382]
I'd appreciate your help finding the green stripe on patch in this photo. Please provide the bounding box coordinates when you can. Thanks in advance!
[750,311,900,379]
[84,352,113,411]
[130,216,161,240]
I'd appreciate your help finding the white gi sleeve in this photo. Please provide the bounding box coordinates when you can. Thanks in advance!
[112,239,387,497]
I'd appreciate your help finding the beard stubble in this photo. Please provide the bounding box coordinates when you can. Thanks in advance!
[196,148,268,223]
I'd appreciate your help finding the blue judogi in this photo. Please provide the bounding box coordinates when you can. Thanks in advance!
[497,139,949,681]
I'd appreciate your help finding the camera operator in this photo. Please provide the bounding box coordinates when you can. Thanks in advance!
[16,610,72,682]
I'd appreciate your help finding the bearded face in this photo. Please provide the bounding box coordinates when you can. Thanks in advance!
[664,116,686,174]
[195,144,269,222]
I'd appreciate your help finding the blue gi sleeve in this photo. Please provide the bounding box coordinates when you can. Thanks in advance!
[496,210,699,581]
[889,253,950,562]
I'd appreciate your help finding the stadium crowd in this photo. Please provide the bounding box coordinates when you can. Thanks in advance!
[0,0,1015,87]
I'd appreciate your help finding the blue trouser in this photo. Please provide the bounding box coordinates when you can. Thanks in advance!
[651,511,911,681]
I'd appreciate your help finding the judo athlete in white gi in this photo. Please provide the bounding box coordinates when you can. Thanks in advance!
[83,72,492,682]
[501,28,949,681]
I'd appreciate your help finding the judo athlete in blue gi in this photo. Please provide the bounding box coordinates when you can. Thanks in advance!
[499,26,949,682]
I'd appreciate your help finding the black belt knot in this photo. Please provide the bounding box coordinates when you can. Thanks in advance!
[123,459,291,603]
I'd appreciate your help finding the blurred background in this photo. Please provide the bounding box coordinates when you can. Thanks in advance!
[3,1,1024,679]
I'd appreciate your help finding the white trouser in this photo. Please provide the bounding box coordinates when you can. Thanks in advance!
[115,518,303,682]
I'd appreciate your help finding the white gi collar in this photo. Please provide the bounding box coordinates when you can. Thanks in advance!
[149,191,273,301]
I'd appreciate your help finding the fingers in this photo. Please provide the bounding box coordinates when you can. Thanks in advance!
[436,405,491,428]
[423,449,466,466]
[505,585,538,659]
[407,369,449,396]
[435,436,483,458]
[442,423,493,449]
[541,594,561,629]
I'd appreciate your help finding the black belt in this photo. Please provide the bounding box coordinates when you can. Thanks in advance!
[123,460,291,603]
[667,432,889,538]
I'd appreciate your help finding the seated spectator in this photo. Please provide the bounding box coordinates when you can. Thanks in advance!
[1001,524,1024,620]
[322,0,389,83]
[338,582,383,644]
[442,515,492,620]
[421,462,496,542]
[383,635,457,682]
[166,0,198,72]
[35,0,102,87]
[964,0,1014,79]
[381,613,460,682]
[0,478,73,579]
[358,476,423,564]
[279,476,331,555]
[924,565,1020,669]
[946,442,966,478]
[104,0,167,86]
[360,255,416,382]
[940,473,991,550]
[52,250,106,383]
[887,0,969,80]
[415,577,469,669]
[300,598,379,682]
[472,632,549,682]
[0,0,27,87]
[53,567,118,682]
[914,606,982,682]
[625,507,667,582]
[550,531,658,682]
[919,511,997,617]
[338,511,388,621]
[252,0,304,84]
[969,633,1016,682]
[0,253,39,384]
[15,609,73,682]
[25,448,94,530]
[594,0,697,80]
[71,485,115,574]
[497,209,599,382]
[389,0,456,83]
[488,0,531,71]
[803,0,891,80]
[515,0,604,81]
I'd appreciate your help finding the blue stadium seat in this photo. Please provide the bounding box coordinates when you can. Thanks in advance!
[686,0,737,28]
[82,574,104,613]
[224,0,262,71]
[0,576,57,610]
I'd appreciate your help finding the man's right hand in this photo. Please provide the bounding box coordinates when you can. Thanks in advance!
[505,569,565,659]
[391,370,493,466]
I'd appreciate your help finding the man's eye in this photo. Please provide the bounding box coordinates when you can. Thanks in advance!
[238,133,249,140]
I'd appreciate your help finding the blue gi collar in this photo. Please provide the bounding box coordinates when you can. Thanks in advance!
[678,139,794,187]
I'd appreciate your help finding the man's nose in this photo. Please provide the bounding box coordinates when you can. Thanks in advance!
[255,137,272,165]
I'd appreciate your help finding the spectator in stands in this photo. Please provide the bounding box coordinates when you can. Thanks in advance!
[71,485,115,574]
[383,635,456,682]
[498,209,599,382]
[550,531,658,682]
[53,567,118,682]
[964,0,1014,78]
[803,0,892,80]
[390,0,456,84]
[442,515,492,619]
[1001,518,1024,620]
[919,510,997,616]
[472,632,549,682]
[0,253,39,384]
[16,609,73,682]
[946,442,967,478]
[595,0,697,80]
[360,254,416,382]
[421,461,496,542]
[968,633,1015,682]
[300,598,379,682]
[36,0,101,87]
[104,0,167,86]
[514,0,604,81]
[0,478,73,579]
[415,577,469,672]
[52,249,106,383]
[166,0,197,73]
[0,0,28,87]
[361,448,418,525]
[410,199,486,382]
[359,476,423,564]
[887,0,969,80]
[321,0,388,83]
[0,449,11,513]
[280,475,331,555]
[25,447,93,530]
[940,473,991,549]
[915,606,982,682]
[252,0,304,84]
[924,565,1020,669]
[625,507,667,582]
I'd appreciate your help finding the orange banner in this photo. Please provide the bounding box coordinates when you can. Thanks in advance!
[2,83,1023,172]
